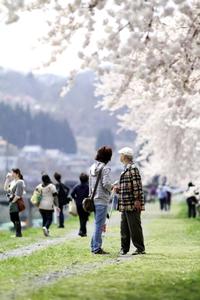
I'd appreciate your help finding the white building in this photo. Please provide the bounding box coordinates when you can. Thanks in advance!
[19,145,44,161]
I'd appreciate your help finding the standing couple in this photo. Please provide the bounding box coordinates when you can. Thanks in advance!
[90,146,145,255]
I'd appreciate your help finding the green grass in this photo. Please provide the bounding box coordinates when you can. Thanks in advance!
[0,215,79,252]
[0,201,200,300]
[24,202,200,300]
[0,237,111,296]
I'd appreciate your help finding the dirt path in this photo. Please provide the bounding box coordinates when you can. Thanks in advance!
[0,211,122,261]
[0,206,154,261]
[1,205,159,300]
[4,253,135,300]
[0,228,79,261]
[2,213,142,300]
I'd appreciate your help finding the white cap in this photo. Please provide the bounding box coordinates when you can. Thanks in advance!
[118,147,133,157]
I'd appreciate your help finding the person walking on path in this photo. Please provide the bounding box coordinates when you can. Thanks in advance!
[185,182,198,218]
[115,147,145,255]
[4,168,25,237]
[90,146,112,255]
[36,174,60,236]
[54,172,70,228]
[71,173,90,237]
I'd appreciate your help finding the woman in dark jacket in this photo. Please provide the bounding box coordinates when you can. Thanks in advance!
[71,173,89,237]
[54,172,70,228]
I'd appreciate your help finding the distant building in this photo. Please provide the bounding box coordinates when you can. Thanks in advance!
[19,145,44,161]
[45,149,67,159]
[0,137,18,171]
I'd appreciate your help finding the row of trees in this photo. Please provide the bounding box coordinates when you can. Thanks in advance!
[1,0,200,185]
[0,102,77,153]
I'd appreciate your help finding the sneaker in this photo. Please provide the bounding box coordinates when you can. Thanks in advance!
[42,227,49,237]
[119,249,128,255]
[94,249,110,255]
[132,250,146,255]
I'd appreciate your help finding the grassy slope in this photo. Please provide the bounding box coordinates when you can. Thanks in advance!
[26,203,200,300]
[0,202,199,300]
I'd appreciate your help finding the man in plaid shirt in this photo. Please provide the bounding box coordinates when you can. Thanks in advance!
[116,147,145,255]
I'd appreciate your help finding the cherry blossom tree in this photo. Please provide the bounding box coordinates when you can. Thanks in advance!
[1,0,200,185]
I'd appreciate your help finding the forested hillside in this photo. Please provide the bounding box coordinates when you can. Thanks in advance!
[0,102,77,153]
[0,69,118,137]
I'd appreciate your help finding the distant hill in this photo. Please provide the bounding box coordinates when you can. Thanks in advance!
[0,68,137,156]
[0,68,119,137]
[0,102,77,153]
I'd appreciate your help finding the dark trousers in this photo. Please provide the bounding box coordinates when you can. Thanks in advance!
[166,198,171,211]
[159,198,167,211]
[121,211,145,252]
[77,205,89,235]
[58,205,64,227]
[10,212,22,237]
[187,203,196,218]
[39,209,53,229]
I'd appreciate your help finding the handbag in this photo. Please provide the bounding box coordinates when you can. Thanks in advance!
[17,197,26,212]
[68,199,78,216]
[31,188,42,207]
[82,167,103,213]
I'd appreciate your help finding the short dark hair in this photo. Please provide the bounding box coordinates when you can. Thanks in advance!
[95,146,112,164]
[12,168,23,180]
[54,172,61,182]
[42,174,52,186]
[188,182,194,187]
[79,173,89,184]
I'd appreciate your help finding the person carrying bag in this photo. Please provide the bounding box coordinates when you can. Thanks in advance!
[35,174,60,237]
[4,169,25,238]
[89,146,113,255]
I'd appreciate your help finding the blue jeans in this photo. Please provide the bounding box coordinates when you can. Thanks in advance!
[91,204,107,253]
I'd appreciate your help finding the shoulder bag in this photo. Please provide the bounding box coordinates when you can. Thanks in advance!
[17,197,26,212]
[82,167,103,213]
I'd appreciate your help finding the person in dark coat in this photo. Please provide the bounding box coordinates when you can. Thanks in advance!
[54,172,70,228]
[71,173,90,237]
[185,182,198,218]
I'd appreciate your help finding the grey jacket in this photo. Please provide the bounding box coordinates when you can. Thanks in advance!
[89,161,112,206]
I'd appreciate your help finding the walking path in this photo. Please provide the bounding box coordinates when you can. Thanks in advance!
[0,204,158,300]
[0,208,152,261]
[0,213,119,261]
[0,228,78,261]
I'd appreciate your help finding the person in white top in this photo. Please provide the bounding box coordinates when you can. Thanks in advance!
[36,174,60,236]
